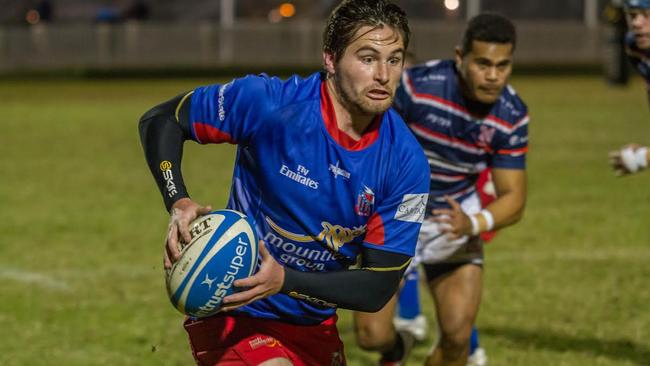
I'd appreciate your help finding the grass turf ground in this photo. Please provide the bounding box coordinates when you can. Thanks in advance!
[0,75,648,365]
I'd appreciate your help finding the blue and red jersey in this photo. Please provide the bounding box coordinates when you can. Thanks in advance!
[188,72,430,325]
[394,59,529,213]
[625,31,650,87]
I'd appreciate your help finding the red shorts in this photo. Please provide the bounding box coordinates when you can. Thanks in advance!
[184,314,346,366]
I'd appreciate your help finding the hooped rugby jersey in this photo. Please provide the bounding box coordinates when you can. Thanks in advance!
[189,72,430,325]
[625,31,650,86]
[394,59,529,213]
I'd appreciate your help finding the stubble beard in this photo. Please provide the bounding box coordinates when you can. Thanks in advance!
[334,78,392,117]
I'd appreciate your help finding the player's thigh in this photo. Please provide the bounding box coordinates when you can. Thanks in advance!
[427,263,482,335]
[259,358,294,366]
[353,292,399,347]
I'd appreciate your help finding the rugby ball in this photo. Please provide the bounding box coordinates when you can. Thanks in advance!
[166,209,259,318]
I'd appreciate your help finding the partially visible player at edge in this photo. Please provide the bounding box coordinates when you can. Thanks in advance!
[353,13,528,366]
[138,1,430,365]
[609,0,650,175]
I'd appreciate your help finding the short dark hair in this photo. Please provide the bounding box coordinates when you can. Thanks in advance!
[323,0,410,61]
[460,13,516,56]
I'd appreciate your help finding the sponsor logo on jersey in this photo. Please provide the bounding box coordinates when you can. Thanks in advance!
[415,73,446,83]
[217,81,233,121]
[395,194,427,223]
[329,161,350,179]
[264,231,342,271]
[509,135,528,146]
[280,164,319,189]
[355,186,375,217]
[425,113,452,128]
[265,217,365,253]
[159,160,178,197]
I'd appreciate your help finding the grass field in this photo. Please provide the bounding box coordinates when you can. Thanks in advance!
[0,75,649,366]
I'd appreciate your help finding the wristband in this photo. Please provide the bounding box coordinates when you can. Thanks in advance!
[469,214,480,236]
[480,209,494,231]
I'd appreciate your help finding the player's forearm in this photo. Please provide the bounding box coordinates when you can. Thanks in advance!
[483,191,526,230]
[139,111,190,211]
[280,267,402,312]
[280,248,410,312]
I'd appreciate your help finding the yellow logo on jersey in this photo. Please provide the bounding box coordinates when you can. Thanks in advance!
[265,217,365,252]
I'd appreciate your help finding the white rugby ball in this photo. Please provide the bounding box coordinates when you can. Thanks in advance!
[166,209,258,318]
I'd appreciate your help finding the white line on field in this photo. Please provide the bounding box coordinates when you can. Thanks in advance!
[0,268,72,292]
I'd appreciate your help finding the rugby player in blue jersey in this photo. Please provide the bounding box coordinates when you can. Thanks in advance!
[609,0,650,175]
[354,14,528,366]
[138,1,430,365]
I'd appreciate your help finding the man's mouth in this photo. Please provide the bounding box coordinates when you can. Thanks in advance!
[367,88,391,100]
[634,32,650,41]
[479,86,500,95]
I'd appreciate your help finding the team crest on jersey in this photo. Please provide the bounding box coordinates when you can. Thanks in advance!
[477,125,496,148]
[355,185,375,217]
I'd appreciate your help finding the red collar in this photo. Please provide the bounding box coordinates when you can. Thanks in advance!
[320,81,381,151]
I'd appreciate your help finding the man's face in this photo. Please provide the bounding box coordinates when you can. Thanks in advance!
[456,40,513,104]
[627,8,650,49]
[324,25,405,116]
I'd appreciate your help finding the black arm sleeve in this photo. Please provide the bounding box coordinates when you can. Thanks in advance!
[280,247,411,312]
[138,93,193,211]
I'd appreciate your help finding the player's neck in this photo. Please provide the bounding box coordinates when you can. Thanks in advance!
[326,79,375,140]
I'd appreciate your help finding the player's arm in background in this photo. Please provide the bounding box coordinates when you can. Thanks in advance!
[482,168,526,230]
[434,167,527,239]
[476,108,529,233]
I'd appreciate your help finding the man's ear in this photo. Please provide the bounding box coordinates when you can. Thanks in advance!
[454,46,463,70]
[323,52,336,76]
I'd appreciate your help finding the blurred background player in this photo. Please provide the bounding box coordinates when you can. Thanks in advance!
[609,0,650,175]
[138,1,430,365]
[391,53,496,366]
[354,13,528,366]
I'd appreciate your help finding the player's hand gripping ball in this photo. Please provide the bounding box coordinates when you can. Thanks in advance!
[165,210,259,317]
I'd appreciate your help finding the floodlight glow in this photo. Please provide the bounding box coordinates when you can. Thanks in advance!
[26,9,40,25]
[444,0,460,11]
[279,3,296,18]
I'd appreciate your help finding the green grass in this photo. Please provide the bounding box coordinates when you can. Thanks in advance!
[0,76,648,365]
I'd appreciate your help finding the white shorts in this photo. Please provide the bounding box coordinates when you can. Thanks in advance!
[409,193,484,272]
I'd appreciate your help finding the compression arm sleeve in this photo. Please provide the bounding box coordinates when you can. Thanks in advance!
[138,94,193,211]
[280,247,410,312]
